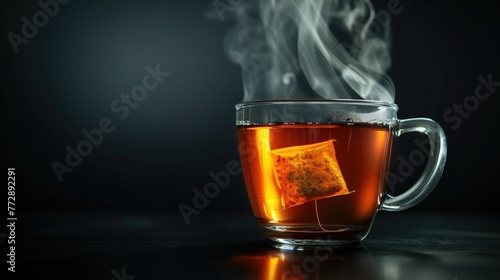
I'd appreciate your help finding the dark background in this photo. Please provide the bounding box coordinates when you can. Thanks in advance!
[1,0,499,234]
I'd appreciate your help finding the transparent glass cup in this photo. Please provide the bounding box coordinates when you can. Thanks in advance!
[236,99,447,248]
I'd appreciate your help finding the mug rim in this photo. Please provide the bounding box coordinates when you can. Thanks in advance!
[235,98,399,110]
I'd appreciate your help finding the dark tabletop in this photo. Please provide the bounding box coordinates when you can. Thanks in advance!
[5,211,500,279]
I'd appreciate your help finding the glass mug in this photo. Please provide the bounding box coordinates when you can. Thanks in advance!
[236,99,447,248]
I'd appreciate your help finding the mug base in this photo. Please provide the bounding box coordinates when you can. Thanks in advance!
[260,223,371,249]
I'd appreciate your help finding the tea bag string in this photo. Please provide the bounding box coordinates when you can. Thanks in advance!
[314,199,328,232]
[315,199,341,232]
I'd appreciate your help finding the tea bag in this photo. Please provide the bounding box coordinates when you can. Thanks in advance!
[270,140,350,209]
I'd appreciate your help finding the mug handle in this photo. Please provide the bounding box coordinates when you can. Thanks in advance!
[380,118,447,211]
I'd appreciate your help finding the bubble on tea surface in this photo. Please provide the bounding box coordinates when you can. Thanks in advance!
[269,140,351,209]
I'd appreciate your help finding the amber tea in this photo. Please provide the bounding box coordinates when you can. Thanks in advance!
[238,123,394,242]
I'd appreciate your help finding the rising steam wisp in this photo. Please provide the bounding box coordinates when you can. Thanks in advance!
[225,0,395,103]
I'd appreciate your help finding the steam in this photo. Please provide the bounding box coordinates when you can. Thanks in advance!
[225,0,395,102]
